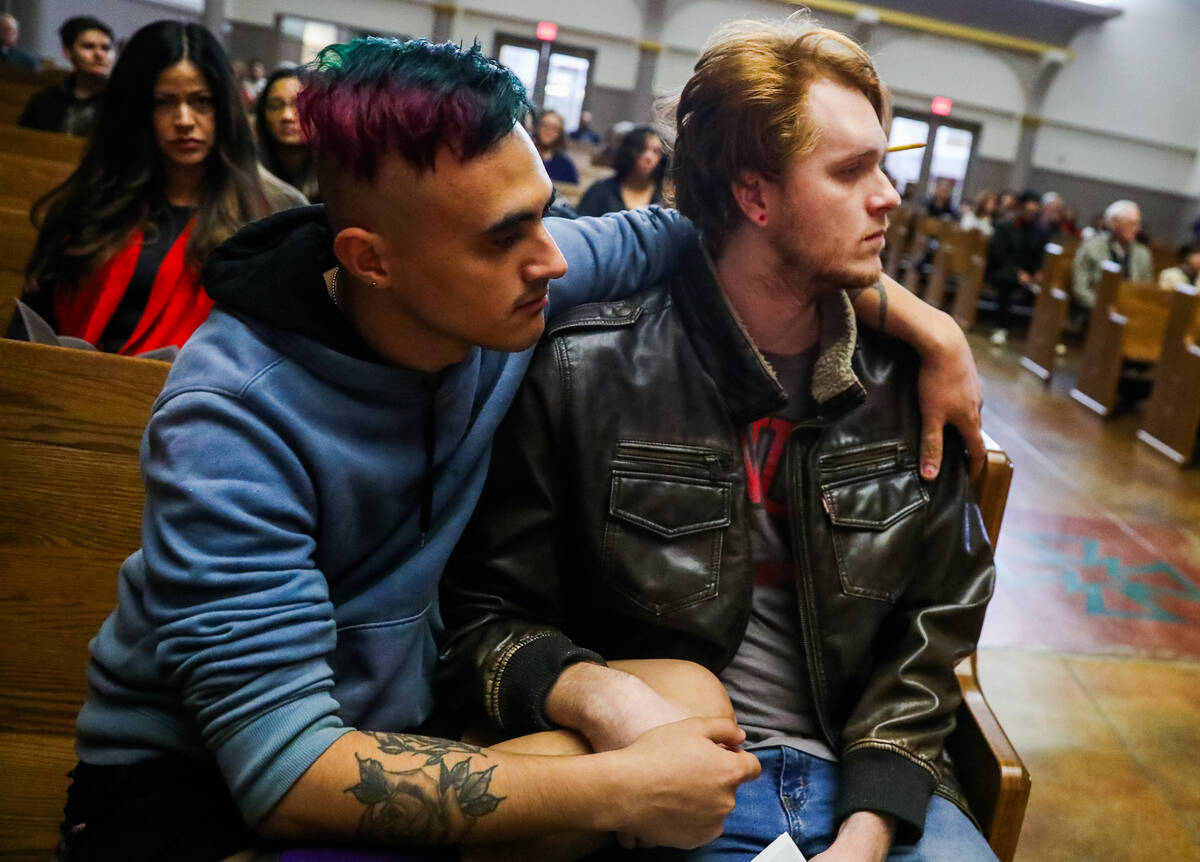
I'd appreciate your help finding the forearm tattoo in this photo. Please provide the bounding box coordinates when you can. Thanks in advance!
[848,282,889,332]
[347,732,506,844]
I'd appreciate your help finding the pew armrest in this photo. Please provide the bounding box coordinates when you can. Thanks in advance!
[949,653,1031,862]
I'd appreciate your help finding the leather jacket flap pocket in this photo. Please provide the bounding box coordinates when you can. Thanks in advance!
[822,469,929,531]
[609,473,732,538]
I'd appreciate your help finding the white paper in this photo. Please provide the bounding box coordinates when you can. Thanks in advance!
[751,832,807,862]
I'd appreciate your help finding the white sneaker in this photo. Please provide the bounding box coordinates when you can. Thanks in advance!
[990,329,1008,345]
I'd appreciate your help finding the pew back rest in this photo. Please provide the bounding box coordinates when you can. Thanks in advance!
[1114,280,1173,363]
[0,340,170,858]
[0,206,37,274]
[0,123,85,165]
[0,151,73,209]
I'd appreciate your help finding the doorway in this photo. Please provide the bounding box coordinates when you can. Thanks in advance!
[884,109,980,211]
[495,33,594,132]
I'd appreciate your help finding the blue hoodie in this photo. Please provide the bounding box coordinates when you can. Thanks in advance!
[75,204,694,824]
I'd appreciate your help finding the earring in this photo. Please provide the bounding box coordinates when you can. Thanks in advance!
[759,214,767,224]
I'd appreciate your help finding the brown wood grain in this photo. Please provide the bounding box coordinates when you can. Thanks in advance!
[952,434,1029,862]
[0,730,78,858]
[0,343,160,854]
[0,341,169,456]
[0,152,72,208]
[1138,287,1200,464]
[0,123,84,165]
[0,207,36,275]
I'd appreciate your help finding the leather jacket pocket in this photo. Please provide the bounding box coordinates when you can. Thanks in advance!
[602,446,731,615]
[820,446,928,603]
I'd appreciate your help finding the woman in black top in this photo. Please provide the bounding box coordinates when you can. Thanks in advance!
[577,125,665,217]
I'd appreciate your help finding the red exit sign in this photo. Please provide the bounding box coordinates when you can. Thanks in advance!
[536,21,558,41]
[931,96,952,116]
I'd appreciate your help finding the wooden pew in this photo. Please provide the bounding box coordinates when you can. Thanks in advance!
[1019,246,1098,382]
[1136,285,1200,465]
[0,123,85,165]
[1070,278,1174,416]
[925,226,988,325]
[0,341,170,859]
[901,216,945,294]
[921,228,956,308]
[0,82,39,126]
[0,205,36,330]
[0,151,72,207]
[0,337,1029,859]
[883,204,914,280]
[952,431,1029,862]
[0,270,25,333]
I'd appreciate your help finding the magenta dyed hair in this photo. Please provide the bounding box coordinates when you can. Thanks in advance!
[299,38,531,181]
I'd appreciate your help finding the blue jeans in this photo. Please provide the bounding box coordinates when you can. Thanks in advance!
[684,747,998,862]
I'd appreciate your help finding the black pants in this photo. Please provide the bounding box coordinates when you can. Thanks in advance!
[58,758,260,862]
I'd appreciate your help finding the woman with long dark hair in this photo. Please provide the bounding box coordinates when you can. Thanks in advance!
[576,124,665,217]
[15,20,303,354]
[255,66,318,201]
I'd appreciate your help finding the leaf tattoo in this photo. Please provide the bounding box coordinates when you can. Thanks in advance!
[347,734,505,844]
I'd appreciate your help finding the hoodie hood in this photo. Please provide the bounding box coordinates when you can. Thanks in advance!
[202,204,376,361]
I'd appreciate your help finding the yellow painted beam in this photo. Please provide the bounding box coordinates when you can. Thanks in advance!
[791,0,1074,59]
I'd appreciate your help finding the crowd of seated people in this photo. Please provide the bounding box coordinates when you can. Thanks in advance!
[6,20,303,355]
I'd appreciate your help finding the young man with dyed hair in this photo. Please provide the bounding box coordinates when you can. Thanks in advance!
[60,37,981,860]
[442,17,998,862]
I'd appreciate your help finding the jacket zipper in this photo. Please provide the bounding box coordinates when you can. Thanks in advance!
[614,441,726,473]
[785,425,840,752]
[818,442,902,474]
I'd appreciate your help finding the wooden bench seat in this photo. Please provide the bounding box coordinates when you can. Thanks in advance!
[1019,246,1096,382]
[0,341,1027,861]
[0,341,170,860]
[1070,278,1175,415]
[1136,285,1200,464]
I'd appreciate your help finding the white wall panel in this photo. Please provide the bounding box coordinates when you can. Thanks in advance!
[1033,123,1196,195]
[1043,0,1200,151]
[228,0,434,38]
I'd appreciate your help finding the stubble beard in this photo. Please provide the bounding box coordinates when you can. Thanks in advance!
[770,233,883,296]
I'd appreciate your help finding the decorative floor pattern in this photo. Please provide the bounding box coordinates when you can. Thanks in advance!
[981,511,1200,659]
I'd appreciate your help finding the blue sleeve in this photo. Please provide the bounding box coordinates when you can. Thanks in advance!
[141,389,351,824]
[545,206,698,315]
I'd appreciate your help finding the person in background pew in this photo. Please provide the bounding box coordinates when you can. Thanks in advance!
[568,109,602,146]
[921,177,960,220]
[576,124,665,216]
[256,66,319,202]
[10,20,304,356]
[17,16,113,136]
[985,190,1048,345]
[1038,191,1067,237]
[1158,241,1200,289]
[534,108,579,184]
[0,13,36,70]
[54,35,988,862]
[1070,199,1153,312]
[959,190,997,237]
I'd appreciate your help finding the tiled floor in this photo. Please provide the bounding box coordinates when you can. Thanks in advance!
[968,334,1200,861]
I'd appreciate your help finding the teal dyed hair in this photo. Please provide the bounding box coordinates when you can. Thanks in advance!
[299,38,531,180]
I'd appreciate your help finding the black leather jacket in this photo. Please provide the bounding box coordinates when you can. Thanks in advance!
[438,242,996,839]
